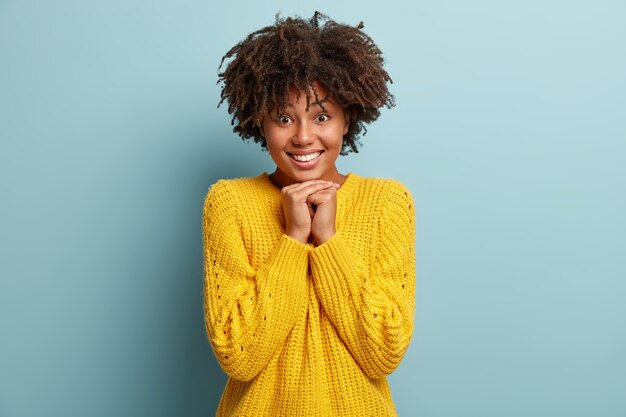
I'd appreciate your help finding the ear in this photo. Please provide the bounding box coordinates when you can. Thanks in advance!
[258,120,265,137]
[343,114,350,135]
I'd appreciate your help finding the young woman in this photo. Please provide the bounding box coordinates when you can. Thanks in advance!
[203,11,416,416]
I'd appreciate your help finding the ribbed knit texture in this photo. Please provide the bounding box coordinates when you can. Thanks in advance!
[202,171,416,417]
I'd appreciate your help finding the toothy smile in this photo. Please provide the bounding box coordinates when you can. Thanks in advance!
[288,152,322,162]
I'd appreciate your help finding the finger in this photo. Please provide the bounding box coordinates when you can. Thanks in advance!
[288,182,336,200]
[281,181,330,194]
[298,182,337,194]
[307,193,325,206]
[283,179,332,193]
[307,189,335,205]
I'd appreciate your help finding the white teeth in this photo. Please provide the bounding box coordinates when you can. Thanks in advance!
[290,152,321,162]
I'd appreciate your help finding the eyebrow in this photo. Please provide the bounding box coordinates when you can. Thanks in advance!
[284,98,330,108]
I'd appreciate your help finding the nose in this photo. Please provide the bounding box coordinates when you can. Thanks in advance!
[292,120,315,146]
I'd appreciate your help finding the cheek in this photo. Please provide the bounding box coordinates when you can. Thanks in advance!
[328,125,346,148]
[266,140,279,153]
[264,130,288,150]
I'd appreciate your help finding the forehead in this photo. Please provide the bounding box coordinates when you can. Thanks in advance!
[283,82,336,106]
[287,80,326,94]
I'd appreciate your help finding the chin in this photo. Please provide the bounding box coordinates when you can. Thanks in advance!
[292,171,323,182]
[291,171,316,180]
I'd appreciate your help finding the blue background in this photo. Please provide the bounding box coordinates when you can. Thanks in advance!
[1,0,625,416]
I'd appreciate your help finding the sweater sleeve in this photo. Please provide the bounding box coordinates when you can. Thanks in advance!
[309,180,416,378]
[202,180,310,381]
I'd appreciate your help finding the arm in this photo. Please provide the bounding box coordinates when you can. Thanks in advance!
[309,180,416,378]
[202,181,310,381]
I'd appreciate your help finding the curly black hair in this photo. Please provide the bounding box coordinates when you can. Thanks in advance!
[217,11,395,155]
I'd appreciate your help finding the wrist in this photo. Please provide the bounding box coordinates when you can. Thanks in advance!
[286,228,309,244]
[314,229,336,246]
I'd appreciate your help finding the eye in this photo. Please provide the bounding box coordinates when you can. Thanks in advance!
[316,113,330,122]
[277,115,292,124]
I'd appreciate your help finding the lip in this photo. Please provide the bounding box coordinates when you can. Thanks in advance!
[286,150,324,169]
[287,150,324,156]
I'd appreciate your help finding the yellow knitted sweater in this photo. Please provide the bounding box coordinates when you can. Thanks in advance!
[202,171,416,417]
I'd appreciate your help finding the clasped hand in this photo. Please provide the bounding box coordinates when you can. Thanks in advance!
[281,180,340,246]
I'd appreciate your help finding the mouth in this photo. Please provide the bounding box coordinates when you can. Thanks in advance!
[286,151,324,168]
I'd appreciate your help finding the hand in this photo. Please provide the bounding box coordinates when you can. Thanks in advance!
[308,183,340,246]
[281,180,339,244]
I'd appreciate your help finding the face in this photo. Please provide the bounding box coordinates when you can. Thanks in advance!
[259,81,350,186]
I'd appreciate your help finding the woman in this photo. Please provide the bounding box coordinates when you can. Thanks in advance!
[203,11,416,416]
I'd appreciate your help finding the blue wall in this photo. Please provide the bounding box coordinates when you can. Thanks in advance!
[1,1,625,416]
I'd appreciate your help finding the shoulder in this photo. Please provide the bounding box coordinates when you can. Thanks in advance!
[352,175,414,229]
[353,173,413,204]
[203,175,264,214]
[365,177,415,233]
[384,178,414,206]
